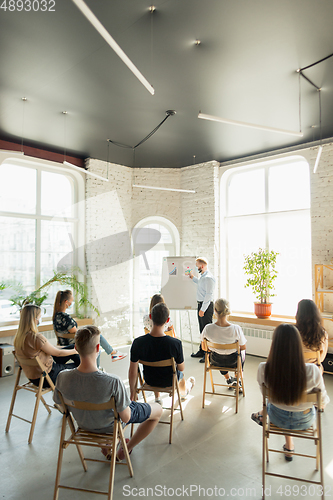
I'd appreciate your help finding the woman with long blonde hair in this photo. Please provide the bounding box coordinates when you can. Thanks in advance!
[252,324,329,461]
[14,304,80,387]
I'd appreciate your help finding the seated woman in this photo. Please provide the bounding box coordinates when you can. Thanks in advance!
[200,298,246,390]
[143,294,175,337]
[53,290,126,364]
[14,303,80,387]
[296,299,328,373]
[251,324,329,461]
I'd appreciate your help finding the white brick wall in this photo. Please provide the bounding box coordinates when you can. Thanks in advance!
[84,144,333,345]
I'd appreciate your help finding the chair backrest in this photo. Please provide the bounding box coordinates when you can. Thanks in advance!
[14,352,55,390]
[262,384,321,406]
[303,350,321,367]
[203,339,241,353]
[138,357,176,371]
[55,331,75,340]
[58,392,119,419]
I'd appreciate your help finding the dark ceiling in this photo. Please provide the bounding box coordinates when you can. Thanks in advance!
[1,0,333,168]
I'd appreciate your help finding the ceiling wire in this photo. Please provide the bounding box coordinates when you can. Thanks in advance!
[108,111,175,151]
[21,97,27,153]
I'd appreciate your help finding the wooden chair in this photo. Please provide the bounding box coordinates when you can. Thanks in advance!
[132,358,184,443]
[202,340,245,413]
[303,349,321,367]
[54,330,75,346]
[5,352,56,444]
[144,326,176,338]
[53,393,133,500]
[262,385,324,499]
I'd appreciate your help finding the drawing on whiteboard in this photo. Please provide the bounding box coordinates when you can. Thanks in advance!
[169,263,177,276]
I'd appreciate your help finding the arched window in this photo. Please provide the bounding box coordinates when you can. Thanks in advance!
[221,156,311,316]
[0,158,83,323]
[132,217,180,338]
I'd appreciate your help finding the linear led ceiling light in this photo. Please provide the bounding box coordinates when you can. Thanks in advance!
[198,113,303,138]
[313,146,323,174]
[133,184,195,194]
[63,161,109,182]
[71,0,154,95]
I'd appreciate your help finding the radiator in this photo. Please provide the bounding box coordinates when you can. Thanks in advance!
[242,327,273,358]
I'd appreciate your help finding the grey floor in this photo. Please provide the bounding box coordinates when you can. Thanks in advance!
[2,343,333,500]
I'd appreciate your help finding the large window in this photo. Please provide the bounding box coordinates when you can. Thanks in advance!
[222,156,311,316]
[0,159,81,323]
[132,217,180,338]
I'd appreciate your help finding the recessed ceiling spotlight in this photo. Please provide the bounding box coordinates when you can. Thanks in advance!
[149,5,156,12]
[195,39,201,45]
[21,97,27,101]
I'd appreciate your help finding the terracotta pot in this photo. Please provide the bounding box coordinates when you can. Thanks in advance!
[254,302,272,319]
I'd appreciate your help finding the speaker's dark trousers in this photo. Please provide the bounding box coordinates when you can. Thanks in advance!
[197,301,214,333]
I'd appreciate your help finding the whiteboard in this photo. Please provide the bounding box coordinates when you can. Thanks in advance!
[161,256,198,310]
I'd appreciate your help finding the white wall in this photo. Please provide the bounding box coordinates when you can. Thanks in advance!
[85,142,333,346]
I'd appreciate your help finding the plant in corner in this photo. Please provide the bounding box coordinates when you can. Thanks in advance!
[243,248,279,319]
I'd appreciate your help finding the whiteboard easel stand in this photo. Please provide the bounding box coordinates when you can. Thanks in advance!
[178,309,194,354]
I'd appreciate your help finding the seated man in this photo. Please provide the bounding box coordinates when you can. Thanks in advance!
[53,325,162,461]
[129,303,195,403]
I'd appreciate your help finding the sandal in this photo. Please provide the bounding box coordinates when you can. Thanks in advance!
[283,444,294,462]
[251,412,263,426]
[116,438,132,462]
[101,446,112,461]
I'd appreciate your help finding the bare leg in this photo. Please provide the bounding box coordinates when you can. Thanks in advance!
[285,436,294,451]
[118,403,162,459]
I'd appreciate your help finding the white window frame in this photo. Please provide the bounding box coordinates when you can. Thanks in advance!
[0,154,85,326]
[131,216,180,339]
[220,154,311,314]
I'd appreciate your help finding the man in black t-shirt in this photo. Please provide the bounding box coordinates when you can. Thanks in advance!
[129,303,195,403]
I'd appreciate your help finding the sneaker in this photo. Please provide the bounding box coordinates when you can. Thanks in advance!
[155,398,162,405]
[226,376,237,388]
[111,350,128,362]
[191,349,205,358]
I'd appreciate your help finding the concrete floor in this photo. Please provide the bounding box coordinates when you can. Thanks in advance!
[2,343,333,500]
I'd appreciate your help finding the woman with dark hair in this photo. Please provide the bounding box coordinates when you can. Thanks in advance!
[53,290,127,364]
[251,324,329,461]
[296,299,328,373]
[14,304,80,387]
[143,294,174,336]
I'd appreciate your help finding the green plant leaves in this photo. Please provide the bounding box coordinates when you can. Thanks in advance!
[243,248,279,304]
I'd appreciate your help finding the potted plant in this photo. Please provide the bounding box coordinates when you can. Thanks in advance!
[9,268,99,318]
[243,248,279,319]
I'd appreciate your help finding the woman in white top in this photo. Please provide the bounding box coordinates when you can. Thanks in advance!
[143,294,175,337]
[252,323,329,461]
[200,298,246,388]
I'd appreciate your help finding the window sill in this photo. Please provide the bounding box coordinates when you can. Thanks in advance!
[0,317,93,339]
[229,313,295,328]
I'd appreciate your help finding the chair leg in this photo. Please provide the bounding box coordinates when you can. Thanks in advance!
[40,395,52,415]
[107,428,118,500]
[175,378,184,420]
[53,415,69,500]
[28,377,44,444]
[209,364,214,393]
[202,356,207,408]
[240,368,245,397]
[118,423,133,477]
[235,372,239,414]
[169,382,175,444]
[5,367,21,433]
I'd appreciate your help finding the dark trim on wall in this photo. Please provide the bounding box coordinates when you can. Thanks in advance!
[0,139,86,168]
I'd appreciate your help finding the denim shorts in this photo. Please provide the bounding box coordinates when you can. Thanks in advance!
[268,403,315,430]
[127,401,152,424]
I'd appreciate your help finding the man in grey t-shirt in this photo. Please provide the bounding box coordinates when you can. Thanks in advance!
[54,325,162,461]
